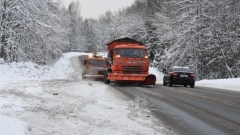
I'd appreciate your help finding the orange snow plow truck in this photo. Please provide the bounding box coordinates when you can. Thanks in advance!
[103,37,156,86]
[82,54,108,79]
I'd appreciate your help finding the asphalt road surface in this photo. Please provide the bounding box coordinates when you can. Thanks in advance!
[112,84,240,135]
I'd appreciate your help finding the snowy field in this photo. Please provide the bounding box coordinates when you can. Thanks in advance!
[0,52,239,135]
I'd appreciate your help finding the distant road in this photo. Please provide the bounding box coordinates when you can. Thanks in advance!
[112,84,240,135]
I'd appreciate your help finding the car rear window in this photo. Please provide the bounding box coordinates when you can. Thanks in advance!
[173,67,191,72]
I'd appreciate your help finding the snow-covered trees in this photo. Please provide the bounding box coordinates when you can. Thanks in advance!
[84,0,239,79]
[1,0,239,79]
[0,0,68,64]
[159,0,240,79]
[0,0,23,62]
[67,1,84,51]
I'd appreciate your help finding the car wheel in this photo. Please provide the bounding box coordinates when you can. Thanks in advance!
[184,84,187,87]
[190,84,195,88]
[104,71,110,84]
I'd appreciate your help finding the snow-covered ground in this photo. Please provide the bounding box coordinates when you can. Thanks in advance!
[0,52,239,135]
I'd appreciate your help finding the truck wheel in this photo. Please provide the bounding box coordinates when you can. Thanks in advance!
[163,81,167,86]
[104,71,110,84]
[82,74,85,80]
[82,71,86,80]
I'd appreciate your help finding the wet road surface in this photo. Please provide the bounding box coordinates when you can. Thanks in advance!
[112,84,240,135]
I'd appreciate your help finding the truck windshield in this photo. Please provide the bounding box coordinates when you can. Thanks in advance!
[88,60,106,66]
[116,49,147,58]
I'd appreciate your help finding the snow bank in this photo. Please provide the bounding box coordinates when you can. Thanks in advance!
[0,58,4,64]
[149,67,164,84]
[0,52,85,81]
[0,52,85,135]
[196,78,240,92]
[0,114,31,135]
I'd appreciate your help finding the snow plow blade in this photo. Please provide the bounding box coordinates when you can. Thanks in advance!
[108,73,156,85]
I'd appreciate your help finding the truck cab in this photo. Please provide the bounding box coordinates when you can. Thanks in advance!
[82,54,108,79]
[109,45,149,74]
[104,37,156,85]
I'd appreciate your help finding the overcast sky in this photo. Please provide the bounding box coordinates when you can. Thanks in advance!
[61,0,135,19]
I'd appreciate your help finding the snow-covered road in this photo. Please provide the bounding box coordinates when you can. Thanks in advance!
[0,53,174,135]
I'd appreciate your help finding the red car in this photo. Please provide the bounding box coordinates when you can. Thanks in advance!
[163,66,196,88]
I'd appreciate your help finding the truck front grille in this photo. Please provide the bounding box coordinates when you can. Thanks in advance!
[122,66,142,74]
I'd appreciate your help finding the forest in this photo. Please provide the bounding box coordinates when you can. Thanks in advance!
[0,0,239,80]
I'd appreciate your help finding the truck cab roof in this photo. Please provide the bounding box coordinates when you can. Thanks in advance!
[106,37,144,51]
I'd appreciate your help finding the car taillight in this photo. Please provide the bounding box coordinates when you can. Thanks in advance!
[172,72,178,76]
[190,73,195,77]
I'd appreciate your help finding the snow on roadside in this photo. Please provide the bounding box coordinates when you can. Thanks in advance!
[0,52,84,135]
[0,52,87,81]
[149,67,164,84]
[0,114,31,135]
[196,78,240,92]
[1,80,174,135]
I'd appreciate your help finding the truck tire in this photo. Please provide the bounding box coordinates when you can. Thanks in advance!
[82,74,85,80]
[163,81,167,86]
[82,71,86,80]
[169,79,173,86]
[104,71,110,84]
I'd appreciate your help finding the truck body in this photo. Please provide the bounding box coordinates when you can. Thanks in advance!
[82,54,108,79]
[104,37,156,85]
